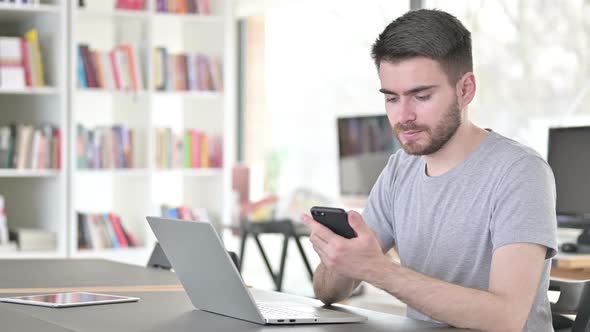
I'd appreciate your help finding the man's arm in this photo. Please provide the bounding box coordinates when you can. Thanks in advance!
[312,263,360,305]
[303,211,548,332]
[369,243,546,332]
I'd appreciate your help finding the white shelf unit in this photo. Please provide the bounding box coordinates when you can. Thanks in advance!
[0,86,59,95]
[68,0,235,266]
[0,3,60,20]
[0,0,68,259]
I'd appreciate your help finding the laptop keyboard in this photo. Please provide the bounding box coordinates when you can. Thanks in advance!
[257,303,321,318]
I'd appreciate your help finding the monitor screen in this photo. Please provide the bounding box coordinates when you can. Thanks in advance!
[337,115,400,196]
[547,126,590,216]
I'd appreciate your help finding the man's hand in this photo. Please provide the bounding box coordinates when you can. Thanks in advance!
[301,210,388,282]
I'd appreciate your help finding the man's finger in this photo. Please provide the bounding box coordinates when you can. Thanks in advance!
[301,213,340,243]
[312,242,330,264]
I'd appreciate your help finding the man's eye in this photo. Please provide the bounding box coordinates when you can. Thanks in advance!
[386,96,398,103]
[416,95,431,101]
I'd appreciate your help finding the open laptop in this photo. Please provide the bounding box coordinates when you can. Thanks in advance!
[146,216,367,325]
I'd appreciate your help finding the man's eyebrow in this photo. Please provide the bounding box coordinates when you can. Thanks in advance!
[379,85,438,96]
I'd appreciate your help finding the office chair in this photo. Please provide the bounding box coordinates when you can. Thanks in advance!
[147,242,241,271]
[550,278,590,332]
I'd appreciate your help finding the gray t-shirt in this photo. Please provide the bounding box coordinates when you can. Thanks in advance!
[363,131,557,331]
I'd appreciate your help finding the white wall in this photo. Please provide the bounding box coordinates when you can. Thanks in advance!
[263,0,409,199]
[245,0,590,200]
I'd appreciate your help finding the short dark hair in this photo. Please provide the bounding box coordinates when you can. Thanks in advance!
[371,9,472,84]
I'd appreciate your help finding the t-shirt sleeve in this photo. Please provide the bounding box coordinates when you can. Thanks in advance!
[490,155,558,259]
[362,154,397,250]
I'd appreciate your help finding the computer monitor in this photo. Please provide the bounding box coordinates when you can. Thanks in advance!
[547,126,590,217]
[547,126,590,250]
[337,115,401,197]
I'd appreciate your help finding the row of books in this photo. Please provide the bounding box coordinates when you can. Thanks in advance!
[161,204,209,222]
[154,128,222,169]
[0,29,45,89]
[0,124,61,169]
[78,44,144,92]
[115,0,146,10]
[77,212,139,250]
[153,48,222,92]
[156,0,211,14]
[76,125,134,169]
[338,116,397,157]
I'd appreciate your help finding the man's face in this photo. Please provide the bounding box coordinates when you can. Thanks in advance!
[378,57,462,156]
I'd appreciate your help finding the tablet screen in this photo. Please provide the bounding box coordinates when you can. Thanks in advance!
[0,292,139,307]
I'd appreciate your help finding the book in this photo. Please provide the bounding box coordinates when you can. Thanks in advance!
[0,37,25,89]
[200,133,209,167]
[0,195,8,244]
[0,127,10,168]
[109,214,129,248]
[79,44,97,88]
[53,127,61,169]
[23,29,44,86]
[77,47,87,88]
[20,39,31,87]
[190,129,201,167]
[0,37,23,66]
[28,129,40,168]
[92,51,105,88]
[77,212,139,249]
[88,215,104,249]
[102,213,120,249]
[77,213,91,249]
[10,228,57,251]
[15,125,32,169]
[198,0,210,15]
[76,124,134,169]
[153,48,222,92]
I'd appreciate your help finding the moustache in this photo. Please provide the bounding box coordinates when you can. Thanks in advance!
[394,123,429,133]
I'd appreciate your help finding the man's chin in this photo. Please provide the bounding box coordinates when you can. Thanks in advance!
[401,143,429,156]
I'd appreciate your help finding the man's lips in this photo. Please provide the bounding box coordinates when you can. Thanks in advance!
[400,130,422,140]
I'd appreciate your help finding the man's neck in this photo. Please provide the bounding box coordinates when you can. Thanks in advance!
[423,123,489,177]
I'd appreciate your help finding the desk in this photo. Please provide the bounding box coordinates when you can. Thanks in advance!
[0,259,471,331]
[551,255,590,280]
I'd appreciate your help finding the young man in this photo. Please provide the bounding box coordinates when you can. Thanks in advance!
[301,9,557,332]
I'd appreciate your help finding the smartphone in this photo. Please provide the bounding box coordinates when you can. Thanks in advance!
[310,206,356,239]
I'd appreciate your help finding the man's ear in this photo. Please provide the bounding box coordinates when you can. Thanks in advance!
[456,72,476,109]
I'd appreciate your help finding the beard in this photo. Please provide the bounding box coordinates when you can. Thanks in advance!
[393,99,462,156]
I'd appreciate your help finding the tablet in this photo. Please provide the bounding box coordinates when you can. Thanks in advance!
[0,292,139,308]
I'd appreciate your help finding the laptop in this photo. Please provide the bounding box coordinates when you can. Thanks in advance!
[146,216,367,325]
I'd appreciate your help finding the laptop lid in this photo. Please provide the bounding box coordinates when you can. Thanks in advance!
[146,217,265,324]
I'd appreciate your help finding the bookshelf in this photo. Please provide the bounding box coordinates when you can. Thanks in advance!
[0,87,59,95]
[0,0,67,259]
[67,0,235,265]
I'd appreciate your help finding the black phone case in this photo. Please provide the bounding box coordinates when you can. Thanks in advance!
[310,206,356,239]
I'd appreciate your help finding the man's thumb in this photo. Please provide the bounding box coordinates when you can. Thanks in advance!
[347,210,368,235]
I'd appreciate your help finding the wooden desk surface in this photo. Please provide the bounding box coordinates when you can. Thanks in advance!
[551,255,590,280]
